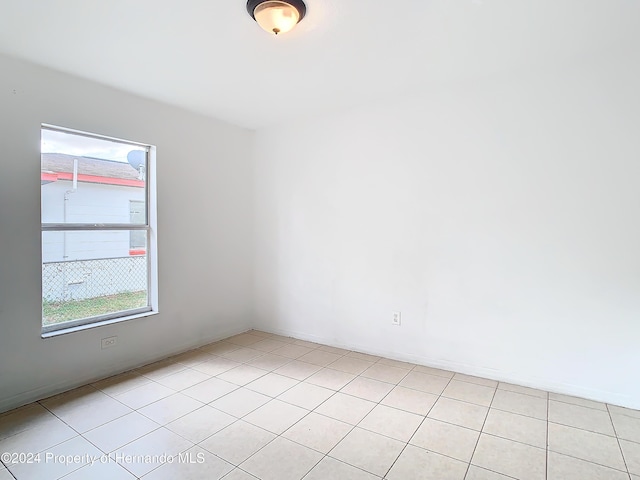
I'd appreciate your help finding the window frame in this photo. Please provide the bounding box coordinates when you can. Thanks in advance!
[40,124,158,336]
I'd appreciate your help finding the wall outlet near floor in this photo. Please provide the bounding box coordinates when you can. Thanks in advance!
[392,311,401,326]
[101,336,117,349]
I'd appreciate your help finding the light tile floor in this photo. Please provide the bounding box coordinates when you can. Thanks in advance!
[1,330,639,479]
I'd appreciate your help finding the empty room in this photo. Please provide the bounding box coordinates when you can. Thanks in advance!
[0,1,639,479]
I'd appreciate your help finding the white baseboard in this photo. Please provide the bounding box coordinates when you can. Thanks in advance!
[0,324,250,414]
[256,325,640,411]
[4,322,637,413]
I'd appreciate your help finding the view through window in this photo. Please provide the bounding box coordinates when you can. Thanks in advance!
[41,125,154,334]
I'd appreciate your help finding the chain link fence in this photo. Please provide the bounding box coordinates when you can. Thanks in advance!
[42,256,147,325]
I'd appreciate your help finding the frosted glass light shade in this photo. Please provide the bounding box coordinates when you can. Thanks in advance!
[253,1,301,35]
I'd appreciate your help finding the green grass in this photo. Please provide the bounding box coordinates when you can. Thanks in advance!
[43,291,147,325]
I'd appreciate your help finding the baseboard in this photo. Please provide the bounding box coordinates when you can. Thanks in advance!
[256,325,640,411]
[0,324,251,414]
[5,322,637,413]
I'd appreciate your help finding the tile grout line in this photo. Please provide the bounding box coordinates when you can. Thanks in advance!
[18,401,107,479]
[380,370,457,478]
[193,343,356,479]
[546,391,550,480]
[606,403,633,480]
[64,341,286,477]
[219,347,415,478]
[12,335,352,479]
[544,451,632,475]
[79,336,640,479]
[545,420,623,440]
[263,345,384,479]
[210,397,326,477]
[0,457,18,480]
[548,398,613,413]
[323,369,412,478]
[462,382,498,480]
[4,331,640,480]
[0,392,589,477]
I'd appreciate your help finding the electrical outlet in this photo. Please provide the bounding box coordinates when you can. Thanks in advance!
[101,336,117,349]
[392,311,401,326]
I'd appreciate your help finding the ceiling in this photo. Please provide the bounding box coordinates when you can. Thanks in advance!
[0,1,638,129]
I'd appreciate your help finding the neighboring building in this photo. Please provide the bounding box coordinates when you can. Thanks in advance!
[41,153,146,262]
[41,153,147,301]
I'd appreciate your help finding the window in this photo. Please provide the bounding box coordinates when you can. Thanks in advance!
[41,125,157,335]
[129,201,146,254]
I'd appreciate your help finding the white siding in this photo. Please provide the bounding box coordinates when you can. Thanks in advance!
[41,180,145,262]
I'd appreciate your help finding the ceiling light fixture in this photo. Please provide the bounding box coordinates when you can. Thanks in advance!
[247,0,306,35]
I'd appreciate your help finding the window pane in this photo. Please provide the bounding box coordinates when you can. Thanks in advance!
[42,230,149,327]
[41,128,147,225]
[130,201,146,249]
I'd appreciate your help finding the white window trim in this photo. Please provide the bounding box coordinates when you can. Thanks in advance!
[40,125,158,337]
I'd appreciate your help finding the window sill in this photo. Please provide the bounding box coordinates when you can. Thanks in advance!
[41,310,159,338]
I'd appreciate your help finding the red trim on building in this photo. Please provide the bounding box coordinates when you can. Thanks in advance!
[129,249,146,256]
[40,172,144,187]
[41,172,59,182]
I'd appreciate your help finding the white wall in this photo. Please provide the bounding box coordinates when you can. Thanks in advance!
[253,55,640,408]
[0,54,254,412]
[2,48,639,412]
